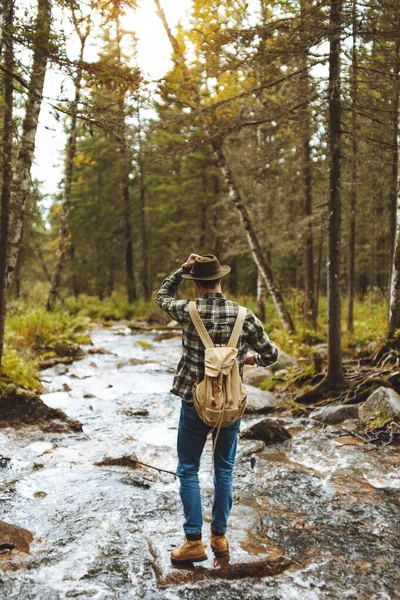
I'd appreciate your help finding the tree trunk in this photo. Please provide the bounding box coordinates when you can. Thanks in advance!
[315,218,324,319]
[47,54,83,311]
[347,0,358,334]
[327,0,344,386]
[6,0,52,292]
[0,0,13,365]
[137,108,149,300]
[0,0,5,49]
[118,98,136,304]
[257,270,267,322]
[300,0,316,329]
[213,140,295,332]
[389,31,400,293]
[388,31,400,338]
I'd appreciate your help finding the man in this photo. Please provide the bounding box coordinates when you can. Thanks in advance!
[155,253,278,563]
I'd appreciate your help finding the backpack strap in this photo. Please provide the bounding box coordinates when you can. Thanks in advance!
[188,301,214,349]
[228,306,247,348]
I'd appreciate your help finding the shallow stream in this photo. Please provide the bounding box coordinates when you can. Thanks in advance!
[0,323,399,599]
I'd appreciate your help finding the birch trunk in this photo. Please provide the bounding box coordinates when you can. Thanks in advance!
[0,0,14,365]
[389,31,400,293]
[6,0,52,292]
[388,31,400,338]
[46,52,83,311]
[154,0,295,332]
[213,140,295,332]
[327,0,345,386]
[347,0,358,334]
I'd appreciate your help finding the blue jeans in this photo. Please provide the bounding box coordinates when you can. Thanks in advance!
[176,400,241,539]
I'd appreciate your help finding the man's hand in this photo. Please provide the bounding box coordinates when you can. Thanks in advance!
[183,253,202,270]
[245,355,255,366]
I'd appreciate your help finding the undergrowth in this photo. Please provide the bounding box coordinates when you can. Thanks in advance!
[0,287,388,393]
[2,304,90,391]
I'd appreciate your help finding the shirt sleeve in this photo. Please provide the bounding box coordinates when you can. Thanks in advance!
[154,268,189,325]
[245,309,278,367]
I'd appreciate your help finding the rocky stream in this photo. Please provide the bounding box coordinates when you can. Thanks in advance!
[0,322,399,599]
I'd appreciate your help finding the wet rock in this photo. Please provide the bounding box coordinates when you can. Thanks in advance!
[0,542,14,554]
[0,521,33,553]
[237,440,266,458]
[51,339,84,358]
[240,418,291,445]
[122,408,149,417]
[128,320,150,331]
[34,491,47,499]
[116,357,147,369]
[0,384,82,433]
[87,347,110,355]
[270,349,297,372]
[0,457,11,469]
[38,356,75,369]
[245,388,281,414]
[313,343,328,356]
[243,365,272,387]
[310,403,360,425]
[122,475,151,488]
[95,452,139,469]
[53,364,69,376]
[359,386,400,425]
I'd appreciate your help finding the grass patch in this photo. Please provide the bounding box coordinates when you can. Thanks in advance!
[63,292,167,324]
[2,303,90,391]
[136,340,152,349]
[259,377,277,392]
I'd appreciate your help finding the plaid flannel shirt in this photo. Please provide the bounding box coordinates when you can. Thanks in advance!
[155,268,279,403]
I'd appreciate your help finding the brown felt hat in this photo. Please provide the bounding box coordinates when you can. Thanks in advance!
[181,254,231,281]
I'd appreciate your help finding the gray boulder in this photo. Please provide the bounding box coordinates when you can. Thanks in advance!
[359,386,400,425]
[245,387,281,414]
[241,418,291,446]
[310,404,360,425]
[243,365,272,387]
[270,349,297,373]
[313,343,328,356]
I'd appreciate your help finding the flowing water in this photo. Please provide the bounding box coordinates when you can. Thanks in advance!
[0,323,399,599]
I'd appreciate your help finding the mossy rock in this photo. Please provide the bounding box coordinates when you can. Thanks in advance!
[0,384,82,432]
[48,339,84,358]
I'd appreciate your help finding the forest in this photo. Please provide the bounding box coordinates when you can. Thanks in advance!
[0,0,399,598]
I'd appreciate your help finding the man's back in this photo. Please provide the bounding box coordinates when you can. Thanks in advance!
[155,274,278,403]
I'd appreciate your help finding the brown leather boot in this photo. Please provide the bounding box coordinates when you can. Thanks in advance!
[210,533,229,557]
[170,539,207,563]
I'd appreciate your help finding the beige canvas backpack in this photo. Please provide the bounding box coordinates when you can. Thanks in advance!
[188,301,248,429]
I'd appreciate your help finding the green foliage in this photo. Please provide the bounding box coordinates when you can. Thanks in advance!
[0,349,42,392]
[2,305,90,391]
[5,306,88,358]
[259,377,277,392]
[63,293,167,324]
